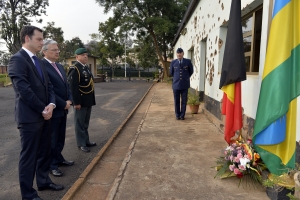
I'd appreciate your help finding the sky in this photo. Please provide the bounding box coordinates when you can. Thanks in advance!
[0,0,112,51]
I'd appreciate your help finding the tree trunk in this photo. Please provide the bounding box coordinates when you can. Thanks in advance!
[148,29,169,80]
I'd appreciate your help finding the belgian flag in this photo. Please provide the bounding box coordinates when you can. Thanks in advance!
[219,0,246,144]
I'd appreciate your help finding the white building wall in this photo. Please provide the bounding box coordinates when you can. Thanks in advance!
[173,0,262,120]
[174,0,300,140]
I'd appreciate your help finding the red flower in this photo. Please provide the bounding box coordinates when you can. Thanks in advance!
[236,173,243,179]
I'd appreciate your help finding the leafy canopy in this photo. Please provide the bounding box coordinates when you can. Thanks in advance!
[95,0,189,75]
[0,0,49,54]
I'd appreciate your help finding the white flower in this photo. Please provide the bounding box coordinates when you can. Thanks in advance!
[225,146,231,150]
[239,158,250,167]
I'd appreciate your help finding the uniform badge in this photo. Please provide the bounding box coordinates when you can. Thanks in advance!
[83,71,88,78]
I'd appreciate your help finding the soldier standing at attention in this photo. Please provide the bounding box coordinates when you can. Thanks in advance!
[169,48,194,120]
[68,48,96,152]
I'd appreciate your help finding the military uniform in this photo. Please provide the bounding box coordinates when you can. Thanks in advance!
[170,57,193,119]
[68,61,96,148]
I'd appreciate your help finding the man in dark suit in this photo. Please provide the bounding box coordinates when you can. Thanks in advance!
[169,48,194,120]
[68,48,96,153]
[41,40,74,177]
[8,26,64,200]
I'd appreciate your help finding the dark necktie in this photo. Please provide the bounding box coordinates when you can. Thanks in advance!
[32,56,44,80]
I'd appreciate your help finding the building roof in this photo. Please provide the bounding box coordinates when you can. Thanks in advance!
[172,0,200,47]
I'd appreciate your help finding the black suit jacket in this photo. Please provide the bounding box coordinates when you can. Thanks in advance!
[8,49,55,124]
[42,59,72,118]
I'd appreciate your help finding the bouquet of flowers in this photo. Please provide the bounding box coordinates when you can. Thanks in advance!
[215,136,266,186]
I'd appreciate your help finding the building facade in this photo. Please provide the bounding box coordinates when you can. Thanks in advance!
[172,0,300,139]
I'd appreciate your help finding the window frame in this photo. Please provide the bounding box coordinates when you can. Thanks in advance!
[242,5,263,75]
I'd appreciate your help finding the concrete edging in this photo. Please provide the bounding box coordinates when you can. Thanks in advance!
[61,82,156,200]
[106,89,156,200]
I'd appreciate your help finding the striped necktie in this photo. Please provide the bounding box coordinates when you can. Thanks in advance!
[51,62,64,81]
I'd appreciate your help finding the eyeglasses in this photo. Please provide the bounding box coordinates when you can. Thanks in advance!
[49,49,60,52]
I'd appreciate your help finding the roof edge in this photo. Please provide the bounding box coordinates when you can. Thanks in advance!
[172,0,200,47]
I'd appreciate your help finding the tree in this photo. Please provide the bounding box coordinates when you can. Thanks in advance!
[134,36,159,71]
[60,37,84,62]
[86,36,110,71]
[43,22,65,62]
[43,22,64,44]
[98,18,124,76]
[95,0,189,77]
[0,50,11,66]
[0,0,49,54]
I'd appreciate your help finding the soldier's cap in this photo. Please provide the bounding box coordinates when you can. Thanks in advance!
[176,48,184,53]
[75,48,87,55]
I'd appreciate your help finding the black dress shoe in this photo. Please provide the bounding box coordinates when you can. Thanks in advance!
[60,160,74,166]
[176,117,180,120]
[180,117,185,120]
[50,169,63,177]
[38,183,64,191]
[23,197,43,200]
[86,142,96,147]
[78,146,90,152]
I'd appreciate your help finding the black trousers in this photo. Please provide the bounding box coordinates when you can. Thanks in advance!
[50,115,67,170]
[173,89,188,118]
[18,120,53,199]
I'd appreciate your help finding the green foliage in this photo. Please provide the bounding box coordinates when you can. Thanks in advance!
[43,22,64,44]
[0,0,49,54]
[97,18,124,69]
[0,74,11,85]
[43,22,65,62]
[0,74,7,78]
[0,51,11,65]
[187,88,200,105]
[94,0,189,74]
[87,39,110,67]
[60,37,85,61]
[134,36,159,70]
[97,68,154,78]
[215,159,231,178]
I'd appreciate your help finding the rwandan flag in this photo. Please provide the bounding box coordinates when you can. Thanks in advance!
[219,0,246,144]
[253,0,300,176]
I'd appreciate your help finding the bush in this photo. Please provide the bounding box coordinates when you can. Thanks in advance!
[97,68,154,78]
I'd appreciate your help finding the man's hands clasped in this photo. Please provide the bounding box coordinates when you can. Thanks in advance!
[42,104,55,120]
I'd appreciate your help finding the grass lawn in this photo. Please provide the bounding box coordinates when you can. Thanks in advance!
[0,74,11,86]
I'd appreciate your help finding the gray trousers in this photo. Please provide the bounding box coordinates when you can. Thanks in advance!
[74,106,92,147]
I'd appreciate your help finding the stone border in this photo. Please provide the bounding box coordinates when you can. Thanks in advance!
[61,82,155,200]
[106,88,156,200]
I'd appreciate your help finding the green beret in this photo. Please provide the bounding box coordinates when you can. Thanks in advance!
[75,48,87,55]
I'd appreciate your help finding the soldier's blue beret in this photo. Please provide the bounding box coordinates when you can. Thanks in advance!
[75,48,87,55]
[176,48,184,53]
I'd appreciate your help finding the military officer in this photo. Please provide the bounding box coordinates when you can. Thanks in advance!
[68,48,96,152]
[169,48,194,120]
